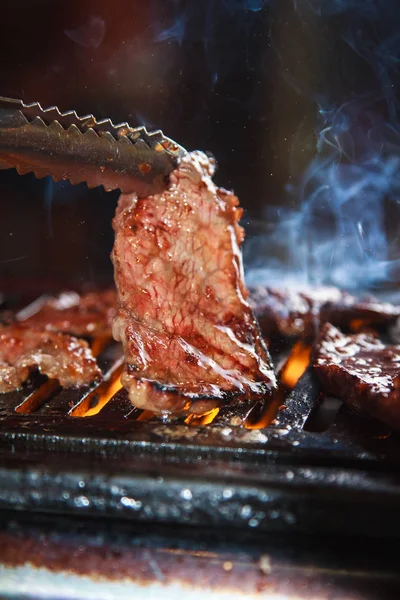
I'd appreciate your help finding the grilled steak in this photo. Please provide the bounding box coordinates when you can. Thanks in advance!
[112,151,276,414]
[314,322,400,430]
[249,285,344,339]
[250,286,400,340]
[0,324,101,392]
[18,289,117,337]
[320,296,400,332]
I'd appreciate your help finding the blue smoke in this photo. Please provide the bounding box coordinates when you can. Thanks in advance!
[245,100,400,290]
[245,0,400,291]
[155,14,186,45]
[299,102,400,287]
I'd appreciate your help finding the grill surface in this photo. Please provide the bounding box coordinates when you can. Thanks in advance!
[1,296,400,538]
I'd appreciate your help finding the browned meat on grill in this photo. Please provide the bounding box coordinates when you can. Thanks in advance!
[0,324,101,393]
[112,151,277,414]
[249,285,344,339]
[320,297,400,332]
[313,322,400,430]
[18,289,117,337]
[250,286,400,340]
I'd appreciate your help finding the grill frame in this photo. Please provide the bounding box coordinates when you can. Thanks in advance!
[1,359,400,538]
[2,510,400,600]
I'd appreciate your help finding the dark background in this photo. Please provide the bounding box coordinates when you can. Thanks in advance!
[0,0,399,292]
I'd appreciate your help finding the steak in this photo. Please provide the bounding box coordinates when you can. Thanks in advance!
[320,296,400,332]
[249,285,344,339]
[112,151,276,414]
[0,324,101,393]
[18,289,117,337]
[313,322,400,430]
[250,286,400,340]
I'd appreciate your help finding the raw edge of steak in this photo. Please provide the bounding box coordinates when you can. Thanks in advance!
[112,151,277,414]
[313,322,400,430]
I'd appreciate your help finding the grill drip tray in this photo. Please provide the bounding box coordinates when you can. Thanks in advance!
[1,328,400,538]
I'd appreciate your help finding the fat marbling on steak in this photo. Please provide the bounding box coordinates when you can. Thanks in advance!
[314,322,400,430]
[0,324,101,393]
[112,151,277,413]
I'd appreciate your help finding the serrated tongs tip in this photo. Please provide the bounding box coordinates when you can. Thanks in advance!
[0,96,186,196]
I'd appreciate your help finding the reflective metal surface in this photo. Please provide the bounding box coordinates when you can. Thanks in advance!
[0,97,186,197]
[0,512,399,600]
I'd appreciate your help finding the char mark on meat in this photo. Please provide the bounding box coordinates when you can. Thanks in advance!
[112,151,276,414]
[0,324,101,393]
[313,322,400,430]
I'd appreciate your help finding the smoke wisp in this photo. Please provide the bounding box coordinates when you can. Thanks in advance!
[246,0,400,292]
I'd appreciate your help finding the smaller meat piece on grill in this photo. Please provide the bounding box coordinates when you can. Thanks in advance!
[320,296,400,332]
[0,324,101,393]
[249,285,344,339]
[250,286,400,340]
[313,322,400,430]
[18,289,117,337]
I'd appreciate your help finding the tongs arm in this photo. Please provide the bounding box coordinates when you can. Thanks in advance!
[0,97,186,197]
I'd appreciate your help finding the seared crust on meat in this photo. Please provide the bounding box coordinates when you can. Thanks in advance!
[112,151,276,413]
[314,322,400,430]
[0,324,101,392]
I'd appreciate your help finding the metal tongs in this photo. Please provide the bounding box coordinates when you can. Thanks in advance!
[0,97,186,197]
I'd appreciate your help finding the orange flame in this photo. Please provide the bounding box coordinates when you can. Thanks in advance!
[245,396,282,430]
[350,319,377,334]
[246,340,312,429]
[185,407,220,426]
[83,375,123,416]
[280,340,311,389]
[90,335,112,357]
[72,336,124,417]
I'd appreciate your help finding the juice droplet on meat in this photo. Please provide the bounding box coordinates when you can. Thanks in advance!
[139,163,151,174]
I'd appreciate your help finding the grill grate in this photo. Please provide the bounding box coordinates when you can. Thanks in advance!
[1,296,400,537]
